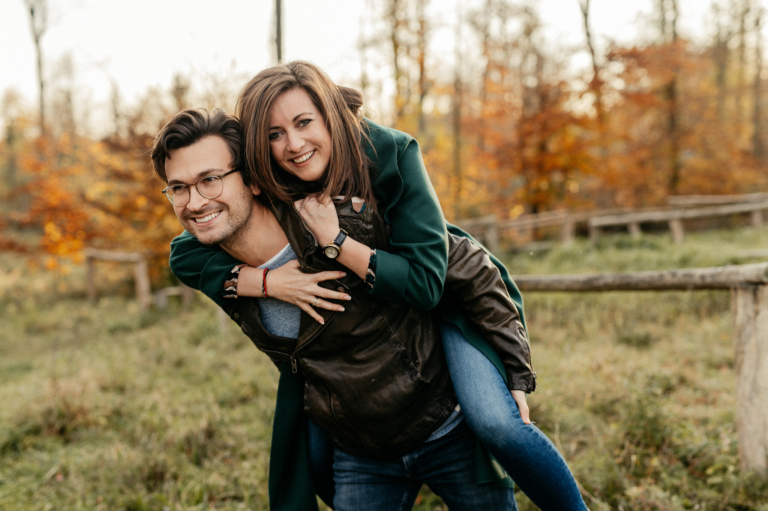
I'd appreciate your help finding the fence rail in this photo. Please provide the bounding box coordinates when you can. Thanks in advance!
[456,197,768,249]
[667,193,768,206]
[514,262,768,473]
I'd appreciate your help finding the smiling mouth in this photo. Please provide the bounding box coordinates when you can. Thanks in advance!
[193,211,221,223]
[292,150,315,164]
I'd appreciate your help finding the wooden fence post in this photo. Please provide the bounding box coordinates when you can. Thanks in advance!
[669,219,685,244]
[86,255,97,303]
[628,222,641,238]
[485,216,500,255]
[589,224,600,244]
[732,284,768,472]
[752,210,764,228]
[560,216,575,245]
[133,258,152,312]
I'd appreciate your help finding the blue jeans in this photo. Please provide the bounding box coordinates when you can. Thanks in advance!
[440,321,589,511]
[332,420,517,511]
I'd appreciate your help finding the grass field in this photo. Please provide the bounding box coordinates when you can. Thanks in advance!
[2,225,768,510]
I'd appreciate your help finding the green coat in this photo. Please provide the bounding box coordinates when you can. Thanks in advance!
[169,119,527,509]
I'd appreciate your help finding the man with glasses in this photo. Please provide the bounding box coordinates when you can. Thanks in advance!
[152,108,520,511]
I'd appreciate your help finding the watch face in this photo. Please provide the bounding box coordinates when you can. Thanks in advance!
[324,245,340,259]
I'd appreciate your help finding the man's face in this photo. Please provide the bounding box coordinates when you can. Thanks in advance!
[165,135,258,245]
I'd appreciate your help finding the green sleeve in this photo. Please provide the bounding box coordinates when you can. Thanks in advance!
[169,230,240,306]
[366,122,448,311]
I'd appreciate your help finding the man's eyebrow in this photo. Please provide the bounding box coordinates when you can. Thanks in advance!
[167,167,228,185]
[269,112,313,131]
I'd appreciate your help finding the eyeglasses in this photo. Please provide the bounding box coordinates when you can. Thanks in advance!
[161,169,239,206]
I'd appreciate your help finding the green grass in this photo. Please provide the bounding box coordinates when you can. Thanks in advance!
[2,226,768,510]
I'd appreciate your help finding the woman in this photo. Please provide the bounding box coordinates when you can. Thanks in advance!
[171,61,588,510]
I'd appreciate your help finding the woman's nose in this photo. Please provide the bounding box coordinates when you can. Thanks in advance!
[285,130,304,153]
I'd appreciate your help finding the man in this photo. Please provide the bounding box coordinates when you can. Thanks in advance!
[151,108,518,511]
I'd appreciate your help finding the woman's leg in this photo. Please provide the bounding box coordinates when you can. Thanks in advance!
[440,321,589,511]
[308,419,335,508]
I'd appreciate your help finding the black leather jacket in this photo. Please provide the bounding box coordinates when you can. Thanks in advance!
[222,199,534,459]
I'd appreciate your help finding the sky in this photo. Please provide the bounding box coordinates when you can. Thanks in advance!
[1,0,722,125]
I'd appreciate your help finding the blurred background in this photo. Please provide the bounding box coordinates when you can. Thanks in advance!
[3,1,768,510]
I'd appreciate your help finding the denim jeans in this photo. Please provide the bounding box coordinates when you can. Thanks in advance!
[440,320,589,511]
[332,420,518,511]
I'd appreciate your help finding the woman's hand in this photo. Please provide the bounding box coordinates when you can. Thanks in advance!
[511,390,531,425]
[294,194,340,246]
[237,261,351,324]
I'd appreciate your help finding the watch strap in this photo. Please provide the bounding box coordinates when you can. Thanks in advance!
[333,229,348,247]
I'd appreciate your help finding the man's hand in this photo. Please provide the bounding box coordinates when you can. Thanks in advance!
[511,390,531,425]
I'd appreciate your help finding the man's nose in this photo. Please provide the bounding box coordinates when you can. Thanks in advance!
[186,186,209,211]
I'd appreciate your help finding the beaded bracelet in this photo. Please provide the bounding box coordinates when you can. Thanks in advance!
[262,267,270,298]
[364,249,377,289]
[223,264,248,299]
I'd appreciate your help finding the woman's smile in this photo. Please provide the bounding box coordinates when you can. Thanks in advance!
[291,149,316,165]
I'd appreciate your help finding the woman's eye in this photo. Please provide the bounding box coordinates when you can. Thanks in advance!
[298,119,311,127]
[268,131,281,140]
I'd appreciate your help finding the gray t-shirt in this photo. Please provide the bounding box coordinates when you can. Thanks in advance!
[257,244,301,339]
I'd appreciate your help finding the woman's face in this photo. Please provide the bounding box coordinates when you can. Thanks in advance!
[268,87,332,183]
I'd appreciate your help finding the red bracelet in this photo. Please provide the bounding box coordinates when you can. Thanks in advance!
[262,268,270,298]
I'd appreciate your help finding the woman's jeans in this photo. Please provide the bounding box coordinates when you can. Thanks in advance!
[307,321,588,511]
[441,320,588,511]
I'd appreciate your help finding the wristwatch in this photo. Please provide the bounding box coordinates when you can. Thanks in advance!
[323,229,348,259]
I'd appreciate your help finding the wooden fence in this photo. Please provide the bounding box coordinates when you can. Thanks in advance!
[513,262,768,473]
[456,208,636,253]
[84,248,193,311]
[457,200,768,249]
[588,200,768,244]
[668,193,768,207]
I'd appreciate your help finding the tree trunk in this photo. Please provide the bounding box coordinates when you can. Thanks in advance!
[752,7,764,158]
[452,17,464,219]
[275,0,283,64]
[24,0,48,135]
[666,0,682,195]
[416,0,429,135]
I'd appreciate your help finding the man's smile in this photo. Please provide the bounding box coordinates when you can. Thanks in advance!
[192,211,221,224]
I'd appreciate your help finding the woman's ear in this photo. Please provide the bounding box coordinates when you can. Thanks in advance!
[250,183,262,196]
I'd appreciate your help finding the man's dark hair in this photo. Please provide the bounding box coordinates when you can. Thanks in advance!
[151,108,249,185]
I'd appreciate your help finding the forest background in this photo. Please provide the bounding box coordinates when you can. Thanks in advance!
[3,0,768,510]
[3,0,768,273]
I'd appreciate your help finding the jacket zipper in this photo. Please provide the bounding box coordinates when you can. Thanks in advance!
[258,321,333,374]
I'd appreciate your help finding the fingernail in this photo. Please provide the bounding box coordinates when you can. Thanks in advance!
[341,272,346,277]
[345,295,352,300]
[339,307,345,312]
[320,319,325,325]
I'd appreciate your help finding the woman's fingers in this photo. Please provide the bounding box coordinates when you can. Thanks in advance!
[312,297,345,312]
[297,301,326,325]
[313,271,351,301]
[511,390,531,425]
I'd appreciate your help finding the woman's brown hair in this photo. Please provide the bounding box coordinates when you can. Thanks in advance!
[235,61,374,209]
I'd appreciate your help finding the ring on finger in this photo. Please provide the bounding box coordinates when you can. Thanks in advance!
[312,297,318,307]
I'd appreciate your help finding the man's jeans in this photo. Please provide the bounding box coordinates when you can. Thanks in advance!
[332,419,518,511]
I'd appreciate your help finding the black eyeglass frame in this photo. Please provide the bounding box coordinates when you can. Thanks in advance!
[161,169,240,206]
